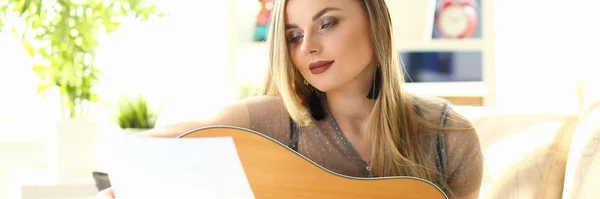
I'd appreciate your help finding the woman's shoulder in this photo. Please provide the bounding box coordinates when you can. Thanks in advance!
[411,95,473,129]
[242,94,290,121]
[241,94,293,144]
[243,94,285,109]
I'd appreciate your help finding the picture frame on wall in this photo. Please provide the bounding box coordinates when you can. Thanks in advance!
[430,0,482,39]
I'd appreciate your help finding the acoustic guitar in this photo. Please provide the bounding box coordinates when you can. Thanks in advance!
[177,126,448,199]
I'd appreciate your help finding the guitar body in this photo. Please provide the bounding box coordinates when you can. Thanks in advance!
[178,126,448,199]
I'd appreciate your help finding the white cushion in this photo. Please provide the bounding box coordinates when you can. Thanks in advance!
[563,103,600,199]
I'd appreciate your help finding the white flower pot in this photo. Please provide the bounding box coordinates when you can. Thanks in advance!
[123,128,151,135]
[46,119,99,183]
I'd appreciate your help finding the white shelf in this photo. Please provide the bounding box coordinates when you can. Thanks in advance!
[397,38,484,52]
[404,81,487,97]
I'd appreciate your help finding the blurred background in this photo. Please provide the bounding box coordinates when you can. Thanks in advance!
[0,0,598,198]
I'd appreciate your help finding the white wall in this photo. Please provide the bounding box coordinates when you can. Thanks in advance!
[493,0,599,114]
[94,0,235,124]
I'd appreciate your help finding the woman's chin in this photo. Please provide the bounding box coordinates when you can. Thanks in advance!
[311,83,338,93]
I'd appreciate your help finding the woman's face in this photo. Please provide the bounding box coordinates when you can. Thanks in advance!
[285,0,375,92]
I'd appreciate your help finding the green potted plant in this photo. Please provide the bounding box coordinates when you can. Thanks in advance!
[0,0,162,182]
[116,94,160,135]
[0,0,162,120]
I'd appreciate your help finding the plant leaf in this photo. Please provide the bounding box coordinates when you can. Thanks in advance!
[115,94,158,129]
[23,40,35,57]
[89,93,99,103]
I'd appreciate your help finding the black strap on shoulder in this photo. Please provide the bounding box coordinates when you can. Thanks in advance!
[436,102,450,180]
[414,98,450,185]
[289,117,299,152]
[413,101,445,180]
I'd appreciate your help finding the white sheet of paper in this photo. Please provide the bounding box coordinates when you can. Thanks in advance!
[106,136,256,199]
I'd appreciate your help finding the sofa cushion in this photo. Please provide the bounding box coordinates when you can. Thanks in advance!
[562,102,600,199]
[453,106,578,199]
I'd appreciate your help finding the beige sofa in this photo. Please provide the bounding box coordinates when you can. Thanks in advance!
[453,101,600,199]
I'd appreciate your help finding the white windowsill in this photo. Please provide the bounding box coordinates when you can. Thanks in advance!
[0,120,55,143]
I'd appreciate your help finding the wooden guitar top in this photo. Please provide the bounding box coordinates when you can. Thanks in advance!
[178,126,447,199]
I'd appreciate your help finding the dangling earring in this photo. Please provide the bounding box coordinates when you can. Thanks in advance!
[304,78,325,120]
[367,64,381,100]
[304,79,314,91]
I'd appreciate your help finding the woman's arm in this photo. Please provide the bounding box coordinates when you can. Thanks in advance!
[132,99,252,138]
[131,95,291,145]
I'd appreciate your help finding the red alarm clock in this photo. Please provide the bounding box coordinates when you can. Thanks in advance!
[435,0,478,39]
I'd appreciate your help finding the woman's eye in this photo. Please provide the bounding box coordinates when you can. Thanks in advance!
[320,18,337,29]
[289,35,303,43]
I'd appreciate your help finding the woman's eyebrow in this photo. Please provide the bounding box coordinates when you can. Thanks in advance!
[312,7,340,21]
[285,7,341,30]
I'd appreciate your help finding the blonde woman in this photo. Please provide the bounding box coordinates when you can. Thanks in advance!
[98,0,483,198]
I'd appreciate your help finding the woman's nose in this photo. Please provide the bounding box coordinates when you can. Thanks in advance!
[300,35,321,56]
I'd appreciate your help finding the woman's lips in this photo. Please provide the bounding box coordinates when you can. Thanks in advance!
[309,60,334,75]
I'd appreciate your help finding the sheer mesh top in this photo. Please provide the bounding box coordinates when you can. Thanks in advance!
[238,93,484,198]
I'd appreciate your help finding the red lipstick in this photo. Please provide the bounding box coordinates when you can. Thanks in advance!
[309,60,334,75]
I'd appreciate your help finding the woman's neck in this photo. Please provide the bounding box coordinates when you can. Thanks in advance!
[325,89,374,122]
[324,66,377,127]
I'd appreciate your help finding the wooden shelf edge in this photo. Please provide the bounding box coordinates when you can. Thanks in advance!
[404,82,486,106]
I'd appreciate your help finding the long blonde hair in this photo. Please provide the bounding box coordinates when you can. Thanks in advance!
[262,0,454,195]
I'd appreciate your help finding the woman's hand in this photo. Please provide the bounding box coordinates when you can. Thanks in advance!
[96,187,115,199]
